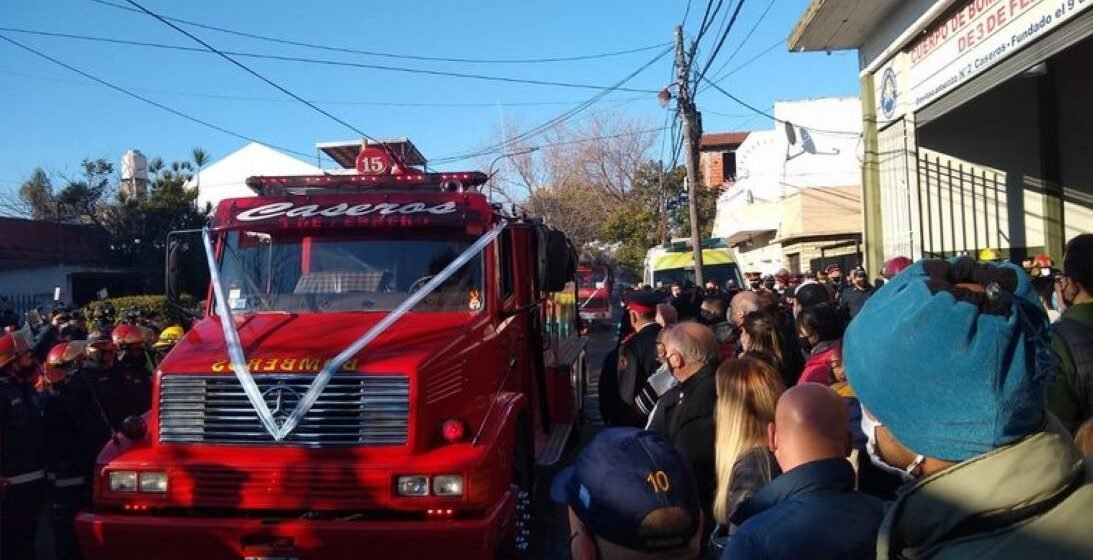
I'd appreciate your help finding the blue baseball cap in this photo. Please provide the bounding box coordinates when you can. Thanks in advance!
[551,428,699,552]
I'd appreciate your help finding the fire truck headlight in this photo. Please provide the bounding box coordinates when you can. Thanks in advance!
[139,471,168,493]
[432,475,464,497]
[108,471,138,492]
[396,475,430,497]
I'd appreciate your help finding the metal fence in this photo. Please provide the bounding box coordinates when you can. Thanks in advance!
[0,293,57,326]
[917,151,1007,259]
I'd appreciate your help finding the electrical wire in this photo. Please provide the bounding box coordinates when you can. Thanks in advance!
[0,66,649,108]
[0,27,660,94]
[0,33,315,159]
[706,0,775,83]
[89,0,670,65]
[700,75,862,137]
[694,0,746,87]
[122,0,383,147]
[430,46,673,165]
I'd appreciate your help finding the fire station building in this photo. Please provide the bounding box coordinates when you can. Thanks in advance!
[791,0,1093,273]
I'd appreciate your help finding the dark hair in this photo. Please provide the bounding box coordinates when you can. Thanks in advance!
[742,311,783,364]
[701,296,728,318]
[796,303,845,343]
[1064,234,1093,292]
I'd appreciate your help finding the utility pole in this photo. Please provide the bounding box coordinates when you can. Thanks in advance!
[675,25,705,287]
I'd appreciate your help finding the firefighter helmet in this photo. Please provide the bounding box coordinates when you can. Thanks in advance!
[883,256,913,280]
[978,248,1001,261]
[0,330,31,368]
[154,325,184,350]
[1034,253,1054,268]
[112,324,147,349]
[44,341,86,384]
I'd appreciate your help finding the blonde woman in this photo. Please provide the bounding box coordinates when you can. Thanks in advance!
[709,357,785,553]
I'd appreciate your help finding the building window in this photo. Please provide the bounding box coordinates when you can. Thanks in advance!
[722,151,737,182]
[786,253,801,274]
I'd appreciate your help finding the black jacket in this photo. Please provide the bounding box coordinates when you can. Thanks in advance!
[648,361,718,522]
[840,286,874,320]
[0,376,45,477]
[612,323,662,427]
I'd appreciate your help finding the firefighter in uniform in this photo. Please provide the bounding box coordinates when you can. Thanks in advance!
[111,325,153,411]
[40,341,87,560]
[600,291,663,427]
[152,325,184,367]
[0,330,46,560]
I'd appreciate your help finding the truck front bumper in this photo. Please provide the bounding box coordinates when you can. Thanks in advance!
[75,489,514,560]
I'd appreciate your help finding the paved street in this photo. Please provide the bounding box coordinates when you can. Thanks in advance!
[527,321,616,559]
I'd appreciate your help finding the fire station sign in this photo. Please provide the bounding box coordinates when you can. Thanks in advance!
[876,0,1092,126]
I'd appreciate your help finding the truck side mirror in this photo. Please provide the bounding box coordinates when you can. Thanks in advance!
[165,230,209,314]
[542,229,571,293]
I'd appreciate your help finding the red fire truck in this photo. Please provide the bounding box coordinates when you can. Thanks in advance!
[76,143,587,559]
[576,263,613,325]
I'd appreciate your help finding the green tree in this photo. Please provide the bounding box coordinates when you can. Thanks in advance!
[15,151,212,291]
[600,162,716,278]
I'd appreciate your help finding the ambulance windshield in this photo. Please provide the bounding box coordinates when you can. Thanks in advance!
[215,230,485,314]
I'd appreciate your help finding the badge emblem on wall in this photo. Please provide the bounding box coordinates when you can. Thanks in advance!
[880,67,899,120]
[468,289,482,311]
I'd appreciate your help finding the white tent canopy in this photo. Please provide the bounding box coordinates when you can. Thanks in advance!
[185,143,320,211]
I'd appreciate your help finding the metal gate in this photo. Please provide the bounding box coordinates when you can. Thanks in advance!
[916,149,1007,259]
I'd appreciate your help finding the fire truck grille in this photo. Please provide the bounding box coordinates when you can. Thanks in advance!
[159,374,410,447]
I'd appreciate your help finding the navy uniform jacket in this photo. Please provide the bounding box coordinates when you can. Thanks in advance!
[612,323,661,427]
[0,376,45,478]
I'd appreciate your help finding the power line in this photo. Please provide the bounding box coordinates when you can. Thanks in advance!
[694,0,747,86]
[430,46,672,165]
[0,27,660,94]
[707,0,775,83]
[0,33,315,159]
[700,75,862,137]
[0,67,648,108]
[120,0,380,146]
[89,0,671,65]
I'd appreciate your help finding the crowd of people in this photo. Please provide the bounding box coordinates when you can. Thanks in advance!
[0,306,183,560]
[561,233,1093,559]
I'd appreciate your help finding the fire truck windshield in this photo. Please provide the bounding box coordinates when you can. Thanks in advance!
[215,230,484,314]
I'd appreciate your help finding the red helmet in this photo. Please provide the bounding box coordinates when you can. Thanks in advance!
[0,331,31,369]
[825,265,841,275]
[1034,253,1054,268]
[883,256,913,279]
[112,324,146,349]
[44,341,86,384]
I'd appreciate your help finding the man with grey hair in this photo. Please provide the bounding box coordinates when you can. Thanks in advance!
[648,321,721,532]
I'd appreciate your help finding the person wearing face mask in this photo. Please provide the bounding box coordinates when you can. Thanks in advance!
[0,330,47,560]
[844,256,1093,558]
[1048,233,1093,434]
[601,291,663,427]
[648,322,721,533]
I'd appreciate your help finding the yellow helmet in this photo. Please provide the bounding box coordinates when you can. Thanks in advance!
[154,325,184,349]
[978,248,1000,261]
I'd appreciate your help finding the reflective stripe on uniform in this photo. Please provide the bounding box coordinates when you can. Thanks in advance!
[6,469,45,485]
[53,475,87,488]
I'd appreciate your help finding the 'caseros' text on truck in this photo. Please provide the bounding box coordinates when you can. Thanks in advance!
[75,143,587,560]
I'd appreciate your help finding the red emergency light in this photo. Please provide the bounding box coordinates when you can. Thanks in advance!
[245,171,489,197]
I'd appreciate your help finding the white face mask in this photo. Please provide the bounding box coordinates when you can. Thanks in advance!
[860,410,924,483]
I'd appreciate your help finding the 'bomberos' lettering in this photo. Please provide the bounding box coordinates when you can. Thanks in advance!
[236,200,458,221]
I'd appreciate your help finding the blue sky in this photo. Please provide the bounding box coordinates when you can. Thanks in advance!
[0,0,858,196]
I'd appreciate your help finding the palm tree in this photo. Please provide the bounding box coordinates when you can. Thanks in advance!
[191,147,209,190]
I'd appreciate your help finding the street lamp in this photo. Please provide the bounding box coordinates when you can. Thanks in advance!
[487,147,539,204]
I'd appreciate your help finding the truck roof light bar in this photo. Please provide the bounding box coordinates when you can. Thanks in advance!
[245,172,489,196]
